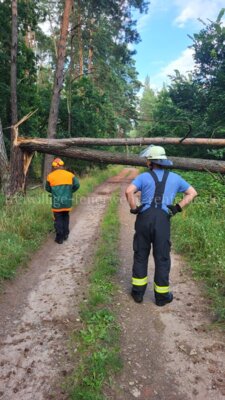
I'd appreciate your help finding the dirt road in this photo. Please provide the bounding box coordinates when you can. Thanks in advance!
[0,169,225,400]
[0,170,127,400]
[106,170,225,400]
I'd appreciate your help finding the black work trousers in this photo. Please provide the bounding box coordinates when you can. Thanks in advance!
[54,211,70,241]
[132,207,171,301]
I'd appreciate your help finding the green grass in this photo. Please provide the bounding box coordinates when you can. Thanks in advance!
[65,191,122,400]
[171,170,225,322]
[0,165,122,283]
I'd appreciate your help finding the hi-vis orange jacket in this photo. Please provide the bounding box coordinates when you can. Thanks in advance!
[45,169,80,212]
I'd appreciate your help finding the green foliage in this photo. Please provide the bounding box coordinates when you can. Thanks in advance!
[0,0,148,166]
[171,170,225,322]
[190,12,225,134]
[136,75,156,136]
[66,191,122,400]
[134,9,225,162]
[0,0,52,154]
[60,77,118,138]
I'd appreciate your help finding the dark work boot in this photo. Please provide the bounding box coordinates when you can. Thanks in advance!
[55,236,63,244]
[155,292,173,307]
[131,291,143,303]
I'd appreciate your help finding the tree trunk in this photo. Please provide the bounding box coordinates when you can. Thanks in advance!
[43,0,73,181]
[67,2,75,135]
[18,142,225,174]
[11,0,18,127]
[9,0,25,196]
[18,136,225,147]
[9,122,34,196]
[88,19,94,75]
[78,0,83,76]
[0,120,10,195]
[9,126,26,195]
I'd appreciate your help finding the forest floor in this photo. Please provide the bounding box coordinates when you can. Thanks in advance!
[0,168,225,400]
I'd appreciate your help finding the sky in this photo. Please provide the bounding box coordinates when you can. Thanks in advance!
[133,0,225,90]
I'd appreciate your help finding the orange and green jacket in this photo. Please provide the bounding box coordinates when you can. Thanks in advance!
[45,169,80,212]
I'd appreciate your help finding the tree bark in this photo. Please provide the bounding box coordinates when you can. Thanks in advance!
[9,0,25,196]
[11,0,18,127]
[18,142,225,174]
[0,120,10,195]
[43,0,73,180]
[9,126,27,195]
[78,0,83,76]
[67,4,74,135]
[9,122,34,196]
[18,136,225,147]
[88,19,94,75]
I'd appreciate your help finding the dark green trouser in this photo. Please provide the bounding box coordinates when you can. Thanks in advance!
[132,207,171,301]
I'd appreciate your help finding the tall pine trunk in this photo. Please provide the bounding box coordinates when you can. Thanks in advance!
[9,0,25,196]
[67,0,76,135]
[10,0,17,128]
[88,19,94,75]
[43,0,73,181]
[78,0,83,76]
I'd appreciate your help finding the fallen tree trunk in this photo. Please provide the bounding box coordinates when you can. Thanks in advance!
[18,136,225,147]
[19,141,225,174]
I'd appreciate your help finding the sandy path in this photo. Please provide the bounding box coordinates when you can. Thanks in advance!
[0,169,130,400]
[105,169,225,400]
[1,168,225,400]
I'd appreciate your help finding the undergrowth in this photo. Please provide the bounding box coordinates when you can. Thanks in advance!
[0,166,122,282]
[171,170,225,322]
[65,191,122,400]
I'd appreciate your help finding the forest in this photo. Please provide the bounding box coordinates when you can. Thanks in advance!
[0,0,147,192]
[0,2,225,399]
[0,1,225,195]
[135,8,225,160]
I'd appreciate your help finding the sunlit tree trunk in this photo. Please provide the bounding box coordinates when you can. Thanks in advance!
[78,0,83,76]
[43,0,73,181]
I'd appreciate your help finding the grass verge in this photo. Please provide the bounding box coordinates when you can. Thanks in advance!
[0,165,122,282]
[171,170,225,322]
[65,191,122,400]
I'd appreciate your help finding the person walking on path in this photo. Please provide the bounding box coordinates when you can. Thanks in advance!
[45,158,80,244]
[125,146,197,306]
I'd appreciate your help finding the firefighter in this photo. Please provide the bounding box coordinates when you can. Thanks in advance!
[125,146,197,306]
[45,158,80,244]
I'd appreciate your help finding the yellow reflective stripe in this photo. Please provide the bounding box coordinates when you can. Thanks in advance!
[132,277,148,286]
[154,283,170,294]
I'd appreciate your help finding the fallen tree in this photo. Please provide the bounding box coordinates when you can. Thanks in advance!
[18,136,225,147]
[19,140,225,174]
[3,132,225,196]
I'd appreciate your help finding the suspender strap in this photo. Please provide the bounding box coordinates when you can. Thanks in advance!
[148,170,169,209]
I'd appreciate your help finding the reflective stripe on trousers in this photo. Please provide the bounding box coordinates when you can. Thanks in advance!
[154,283,170,294]
[132,276,148,286]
